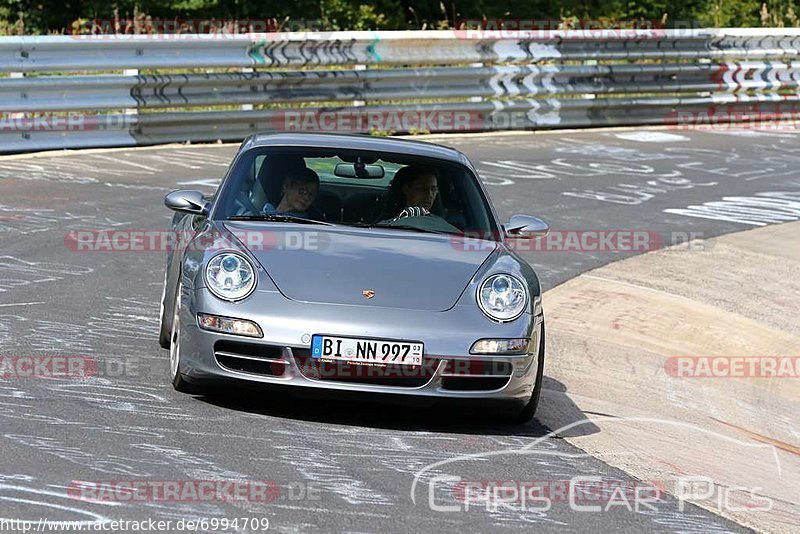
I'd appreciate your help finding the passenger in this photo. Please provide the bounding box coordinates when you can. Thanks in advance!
[262,168,319,217]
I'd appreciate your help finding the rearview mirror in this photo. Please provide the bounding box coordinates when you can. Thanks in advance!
[504,215,549,239]
[165,190,209,215]
[334,163,385,179]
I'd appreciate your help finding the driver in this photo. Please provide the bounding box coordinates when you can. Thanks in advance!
[262,168,319,217]
[391,165,439,220]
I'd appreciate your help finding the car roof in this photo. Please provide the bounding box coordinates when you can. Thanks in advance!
[241,133,470,165]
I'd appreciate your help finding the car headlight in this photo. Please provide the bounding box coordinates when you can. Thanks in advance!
[197,313,262,337]
[205,252,256,301]
[477,273,528,322]
[471,338,529,354]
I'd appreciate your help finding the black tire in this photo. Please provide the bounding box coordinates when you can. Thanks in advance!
[508,319,546,424]
[168,281,207,395]
[158,270,176,350]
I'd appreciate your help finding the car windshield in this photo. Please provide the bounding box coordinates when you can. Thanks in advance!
[213,147,498,237]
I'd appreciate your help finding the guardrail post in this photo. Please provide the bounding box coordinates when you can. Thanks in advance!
[469,62,483,102]
[123,69,139,115]
[241,67,254,111]
[8,73,25,132]
[582,60,597,101]
[353,64,366,107]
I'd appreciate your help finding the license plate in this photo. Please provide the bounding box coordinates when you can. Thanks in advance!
[311,335,423,366]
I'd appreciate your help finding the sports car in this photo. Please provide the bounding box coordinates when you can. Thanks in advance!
[159,133,548,422]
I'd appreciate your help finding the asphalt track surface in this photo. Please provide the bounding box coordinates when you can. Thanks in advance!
[2,127,799,532]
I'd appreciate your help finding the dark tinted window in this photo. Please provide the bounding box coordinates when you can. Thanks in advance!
[214,147,498,236]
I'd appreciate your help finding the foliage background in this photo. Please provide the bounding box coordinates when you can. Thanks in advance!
[1,0,799,34]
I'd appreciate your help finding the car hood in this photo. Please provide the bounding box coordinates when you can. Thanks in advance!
[223,222,497,311]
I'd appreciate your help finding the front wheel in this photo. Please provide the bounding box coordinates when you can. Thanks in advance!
[169,282,205,394]
[158,269,175,349]
[508,319,545,424]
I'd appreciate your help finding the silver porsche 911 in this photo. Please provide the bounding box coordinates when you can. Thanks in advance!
[159,133,549,422]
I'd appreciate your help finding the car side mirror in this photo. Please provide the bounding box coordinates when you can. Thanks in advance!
[165,190,209,215]
[504,215,549,239]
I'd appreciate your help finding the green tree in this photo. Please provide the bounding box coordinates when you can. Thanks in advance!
[0,0,786,34]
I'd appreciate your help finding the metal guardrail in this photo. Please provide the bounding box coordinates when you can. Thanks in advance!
[2,29,800,152]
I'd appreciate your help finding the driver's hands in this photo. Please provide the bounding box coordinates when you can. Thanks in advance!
[393,206,430,220]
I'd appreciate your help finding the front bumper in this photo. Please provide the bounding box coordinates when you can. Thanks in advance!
[177,287,543,403]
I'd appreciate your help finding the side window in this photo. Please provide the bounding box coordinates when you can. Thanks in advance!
[253,155,267,179]
[460,170,492,233]
[227,154,269,216]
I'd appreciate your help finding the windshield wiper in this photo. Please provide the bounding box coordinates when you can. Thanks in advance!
[368,223,452,235]
[227,214,334,226]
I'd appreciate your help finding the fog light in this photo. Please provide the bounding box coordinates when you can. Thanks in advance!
[470,338,529,354]
[197,313,262,338]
